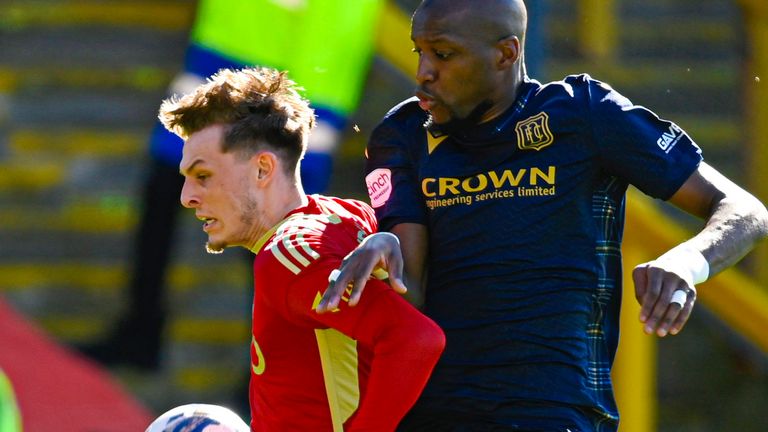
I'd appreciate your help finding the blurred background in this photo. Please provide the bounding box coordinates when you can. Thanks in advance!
[0,0,766,431]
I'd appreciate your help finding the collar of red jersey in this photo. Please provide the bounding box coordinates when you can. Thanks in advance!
[249,213,302,254]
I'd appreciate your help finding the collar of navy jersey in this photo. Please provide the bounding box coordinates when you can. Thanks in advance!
[427,79,539,145]
[493,79,538,133]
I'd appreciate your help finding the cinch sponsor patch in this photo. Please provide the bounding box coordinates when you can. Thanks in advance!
[366,168,392,208]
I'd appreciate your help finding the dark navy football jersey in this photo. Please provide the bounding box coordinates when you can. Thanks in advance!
[365,74,702,431]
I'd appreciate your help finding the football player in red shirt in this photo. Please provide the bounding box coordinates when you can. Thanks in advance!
[159,67,445,432]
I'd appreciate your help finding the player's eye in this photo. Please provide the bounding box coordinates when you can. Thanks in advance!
[435,50,452,60]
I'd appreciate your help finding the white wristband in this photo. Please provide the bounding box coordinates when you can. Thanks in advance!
[328,269,341,283]
[653,243,710,287]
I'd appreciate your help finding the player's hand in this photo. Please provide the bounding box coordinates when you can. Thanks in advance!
[633,261,697,337]
[316,232,406,313]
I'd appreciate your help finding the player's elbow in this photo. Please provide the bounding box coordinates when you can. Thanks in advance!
[430,326,447,361]
[409,319,446,363]
[735,192,768,243]
[755,198,768,240]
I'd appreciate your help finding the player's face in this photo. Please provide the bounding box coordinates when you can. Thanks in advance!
[179,124,262,253]
[411,9,501,125]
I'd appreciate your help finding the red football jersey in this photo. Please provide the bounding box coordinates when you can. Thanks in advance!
[248,195,444,432]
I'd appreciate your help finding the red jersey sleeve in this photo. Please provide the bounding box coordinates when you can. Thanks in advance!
[277,260,445,431]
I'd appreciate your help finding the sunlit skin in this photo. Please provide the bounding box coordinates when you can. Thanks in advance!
[411,0,527,125]
[179,124,306,253]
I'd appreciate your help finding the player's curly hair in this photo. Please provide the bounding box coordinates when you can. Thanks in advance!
[159,67,315,173]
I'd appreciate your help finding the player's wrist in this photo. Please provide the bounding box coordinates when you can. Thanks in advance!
[366,231,400,250]
[653,243,710,287]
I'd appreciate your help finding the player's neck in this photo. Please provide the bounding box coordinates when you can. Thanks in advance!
[480,68,525,124]
[255,178,307,239]
[272,177,307,221]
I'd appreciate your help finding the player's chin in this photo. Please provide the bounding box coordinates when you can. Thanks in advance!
[428,108,452,125]
[205,240,226,255]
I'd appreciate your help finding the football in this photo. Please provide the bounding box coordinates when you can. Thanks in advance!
[145,403,249,432]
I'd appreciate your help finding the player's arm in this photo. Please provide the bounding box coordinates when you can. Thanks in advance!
[633,162,768,337]
[319,279,444,431]
[391,223,428,308]
[584,78,768,338]
[316,223,428,312]
[318,102,429,312]
[285,266,445,431]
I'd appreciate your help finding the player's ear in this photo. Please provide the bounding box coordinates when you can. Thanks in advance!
[252,151,278,185]
[496,35,521,69]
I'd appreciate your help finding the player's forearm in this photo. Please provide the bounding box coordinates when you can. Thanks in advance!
[345,320,445,431]
[689,192,768,276]
[665,162,768,280]
[391,223,428,308]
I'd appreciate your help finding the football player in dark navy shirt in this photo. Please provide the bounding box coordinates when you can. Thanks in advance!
[319,0,768,430]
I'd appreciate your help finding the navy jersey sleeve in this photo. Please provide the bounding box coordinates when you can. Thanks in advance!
[364,98,428,231]
[582,76,703,200]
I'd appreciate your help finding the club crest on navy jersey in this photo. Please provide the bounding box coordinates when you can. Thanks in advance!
[515,112,553,151]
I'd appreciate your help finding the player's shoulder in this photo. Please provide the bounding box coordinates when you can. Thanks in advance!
[537,73,598,95]
[256,196,375,278]
[311,195,377,234]
[368,97,427,153]
[313,195,373,217]
[272,196,364,231]
[260,197,339,247]
[254,199,342,275]
[376,97,428,131]
[532,73,621,110]
[384,96,424,119]
[556,73,619,96]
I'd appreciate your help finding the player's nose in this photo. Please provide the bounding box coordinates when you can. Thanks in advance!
[180,178,200,208]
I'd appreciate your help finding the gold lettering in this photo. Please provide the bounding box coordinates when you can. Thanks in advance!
[530,166,556,185]
[422,178,437,197]
[532,122,543,139]
[524,125,534,142]
[439,177,461,195]
[488,169,527,188]
[422,166,556,199]
[462,174,488,192]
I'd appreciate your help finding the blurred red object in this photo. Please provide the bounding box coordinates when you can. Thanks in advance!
[0,298,152,432]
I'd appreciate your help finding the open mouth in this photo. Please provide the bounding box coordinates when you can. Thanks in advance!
[415,90,436,112]
[198,215,217,231]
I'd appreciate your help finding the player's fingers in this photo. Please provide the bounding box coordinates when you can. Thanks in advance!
[654,297,684,337]
[317,287,339,313]
[347,260,379,307]
[317,270,347,313]
[390,277,408,295]
[632,264,649,304]
[638,266,663,326]
[318,258,365,312]
[645,278,683,336]
[322,248,370,309]
[346,280,365,306]
[669,290,696,335]
[385,249,407,294]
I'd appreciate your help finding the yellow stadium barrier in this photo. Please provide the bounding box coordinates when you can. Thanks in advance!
[739,0,768,285]
[578,0,617,60]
